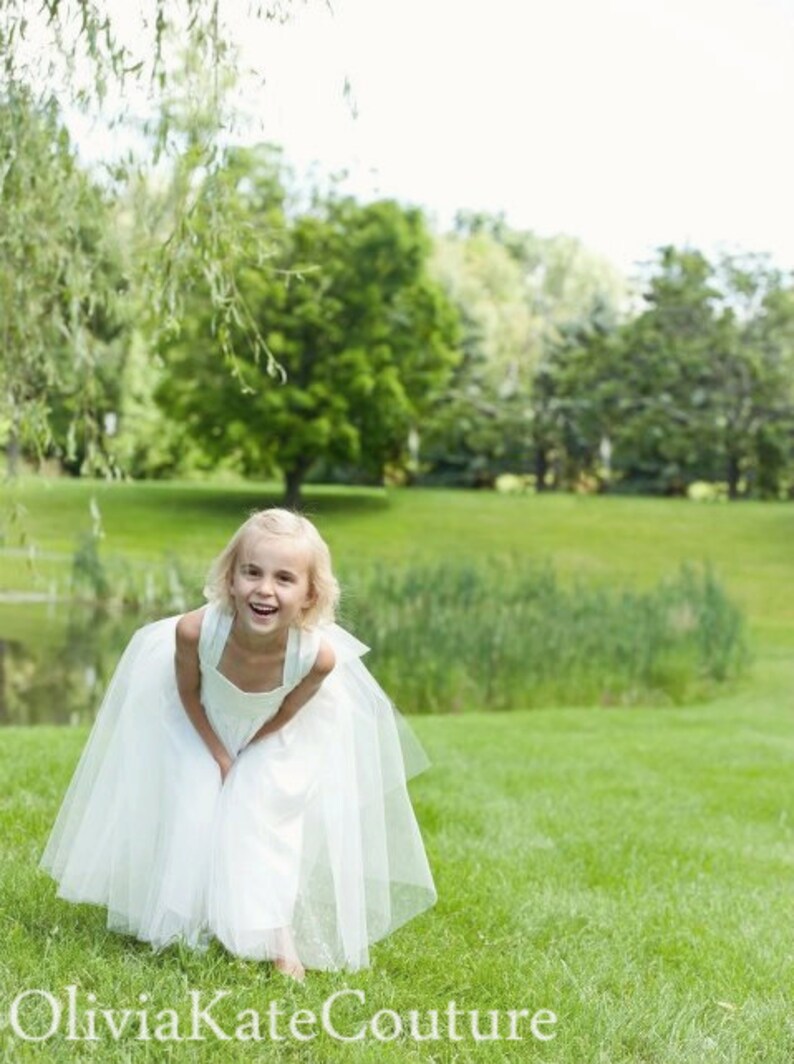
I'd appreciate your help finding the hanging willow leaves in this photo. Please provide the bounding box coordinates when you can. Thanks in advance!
[0,0,309,473]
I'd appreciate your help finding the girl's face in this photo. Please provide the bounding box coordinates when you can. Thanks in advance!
[229,533,314,634]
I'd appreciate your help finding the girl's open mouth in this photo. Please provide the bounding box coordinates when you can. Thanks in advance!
[250,603,278,617]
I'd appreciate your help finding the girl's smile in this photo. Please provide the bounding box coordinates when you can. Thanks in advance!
[249,602,278,620]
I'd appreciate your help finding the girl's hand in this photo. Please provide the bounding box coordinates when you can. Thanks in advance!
[216,752,234,782]
[252,719,278,743]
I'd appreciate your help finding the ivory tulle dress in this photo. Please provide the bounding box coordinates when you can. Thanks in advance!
[40,602,436,971]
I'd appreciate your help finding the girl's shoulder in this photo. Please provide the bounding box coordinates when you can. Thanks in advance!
[175,604,210,647]
[314,638,336,676]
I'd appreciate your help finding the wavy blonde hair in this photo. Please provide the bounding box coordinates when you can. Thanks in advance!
[203,509,340,628]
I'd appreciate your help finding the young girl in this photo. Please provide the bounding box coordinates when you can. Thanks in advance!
[40,509,436,980]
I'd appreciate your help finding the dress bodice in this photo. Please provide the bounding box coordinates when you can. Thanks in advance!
[197,601,320,755]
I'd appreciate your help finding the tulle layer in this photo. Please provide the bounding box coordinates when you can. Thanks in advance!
[40,617,436,971]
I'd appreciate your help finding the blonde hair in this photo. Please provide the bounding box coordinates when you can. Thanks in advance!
[203,509,340,628]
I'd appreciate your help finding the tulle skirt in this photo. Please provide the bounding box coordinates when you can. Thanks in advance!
[39,616,437,971]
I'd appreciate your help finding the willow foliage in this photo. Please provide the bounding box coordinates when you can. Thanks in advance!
[0,0,305,473]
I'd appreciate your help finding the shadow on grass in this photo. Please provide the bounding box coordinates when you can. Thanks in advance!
[126,484,391,521]
[26,880,279,981]
[27,881,366,993]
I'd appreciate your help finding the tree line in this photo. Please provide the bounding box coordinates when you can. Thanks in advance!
[2,98,793,506]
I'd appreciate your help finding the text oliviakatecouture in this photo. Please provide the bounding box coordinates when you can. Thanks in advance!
[8,986,558,1045]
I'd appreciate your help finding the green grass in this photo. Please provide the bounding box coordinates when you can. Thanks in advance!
[1,478,793,1060]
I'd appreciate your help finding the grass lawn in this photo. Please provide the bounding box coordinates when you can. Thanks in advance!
[1,478,793,1061]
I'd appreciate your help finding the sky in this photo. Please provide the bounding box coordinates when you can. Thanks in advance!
[62,0,794,276]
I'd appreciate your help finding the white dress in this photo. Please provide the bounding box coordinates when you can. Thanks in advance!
[39,602,436,971]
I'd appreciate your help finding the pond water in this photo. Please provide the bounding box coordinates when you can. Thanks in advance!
[0,603,161,726]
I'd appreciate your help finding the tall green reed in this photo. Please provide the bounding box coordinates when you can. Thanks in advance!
[66,538,749,712]
[339,557,750,712]
[69,533,199,614]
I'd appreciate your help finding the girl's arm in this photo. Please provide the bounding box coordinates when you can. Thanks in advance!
[175,609,234,780]
[248,640,336,745]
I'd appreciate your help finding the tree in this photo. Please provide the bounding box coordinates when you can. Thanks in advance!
[604,247,723,494]
[0,90,127,475]
[422,212,627,486]
[712,255,794,498]
[530,299,620,491]
[1,1,303,473]
[552,246,794,498]
[156,157,460,507]
[422,228,537,485]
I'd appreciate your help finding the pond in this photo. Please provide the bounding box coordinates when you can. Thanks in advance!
[0,603,160,726]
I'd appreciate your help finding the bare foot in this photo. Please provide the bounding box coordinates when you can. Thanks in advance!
[274,926,305,983]
[275,956,306,983]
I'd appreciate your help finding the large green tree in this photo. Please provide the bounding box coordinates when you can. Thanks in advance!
[156,156,460,506]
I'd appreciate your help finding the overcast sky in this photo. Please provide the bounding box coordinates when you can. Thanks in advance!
[66,0,794,276]
[246,0,794,274]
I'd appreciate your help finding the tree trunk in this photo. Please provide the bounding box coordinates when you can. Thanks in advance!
[283,466,305,510]
[726,451,740,499]
[534,443,549,492]
[6,431,19,478]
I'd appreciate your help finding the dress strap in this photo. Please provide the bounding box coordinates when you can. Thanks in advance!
[284,626,320,688]
[198,601,233,669]
[281,621,370,689]
[317,622,370,667]
[300,627,322,679]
